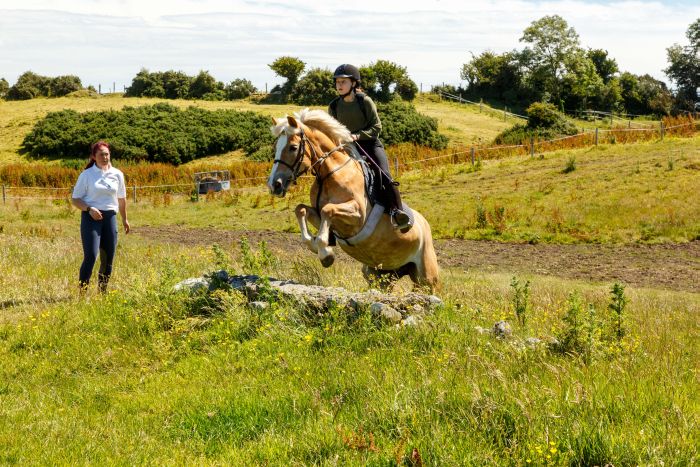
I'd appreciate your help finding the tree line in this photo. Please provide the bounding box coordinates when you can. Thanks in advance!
[439,16,699,115]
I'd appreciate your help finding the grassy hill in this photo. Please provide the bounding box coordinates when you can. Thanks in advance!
[0,94,521,164]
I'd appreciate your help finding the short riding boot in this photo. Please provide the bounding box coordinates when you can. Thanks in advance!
[391,208,413,232]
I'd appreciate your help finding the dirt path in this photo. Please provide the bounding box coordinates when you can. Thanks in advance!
[135,226,700,293]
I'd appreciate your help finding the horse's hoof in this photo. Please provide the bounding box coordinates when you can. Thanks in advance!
[320,255,335,268]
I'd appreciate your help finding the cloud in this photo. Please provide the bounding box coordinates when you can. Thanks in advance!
[0,1,697,90]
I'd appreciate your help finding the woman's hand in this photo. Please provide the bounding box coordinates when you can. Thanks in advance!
[88,207,103,220]
[123,219,130,234]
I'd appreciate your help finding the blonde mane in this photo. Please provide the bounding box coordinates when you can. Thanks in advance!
[271,108,353,145]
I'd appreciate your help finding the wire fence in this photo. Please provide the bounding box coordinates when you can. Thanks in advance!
[1,118,697,204]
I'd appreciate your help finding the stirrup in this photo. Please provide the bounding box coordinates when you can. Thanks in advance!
[391,209,412,231]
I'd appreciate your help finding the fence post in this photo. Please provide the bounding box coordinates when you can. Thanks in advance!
[394,157,399,178]
[530,136,535,157]
[660,121,665,140]
[479,100,483,113]
[470,147,475,165]
[132,185,137,203]
[595,128,599,145]
[503,108,507,121]
[2,185,5,204]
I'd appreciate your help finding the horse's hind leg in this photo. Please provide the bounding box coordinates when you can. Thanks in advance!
[409,238,440,293]
[295,204,320,253]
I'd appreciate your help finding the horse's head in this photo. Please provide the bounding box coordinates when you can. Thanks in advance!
[267,115,308,197]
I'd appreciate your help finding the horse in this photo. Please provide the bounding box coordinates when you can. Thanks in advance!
[267,109,439,292]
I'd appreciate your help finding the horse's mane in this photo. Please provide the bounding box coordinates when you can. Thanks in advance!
[271,108,353,145]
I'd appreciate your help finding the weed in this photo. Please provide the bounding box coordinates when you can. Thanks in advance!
[487,205,507,234]
[475,202,487,228]
[562,156,576,173]
[510,276,530,327]
[608,282,626,342]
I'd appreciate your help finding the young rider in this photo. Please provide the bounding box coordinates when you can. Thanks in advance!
[328,63,412,231]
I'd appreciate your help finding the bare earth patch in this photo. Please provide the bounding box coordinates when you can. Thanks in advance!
[135,226,700,293]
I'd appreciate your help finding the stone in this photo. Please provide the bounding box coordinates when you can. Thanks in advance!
[369,302,402,323]
[493,320,512,339]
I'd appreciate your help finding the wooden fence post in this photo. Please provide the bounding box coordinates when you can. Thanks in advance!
[470,147,475,165]
[660,121,665,140]
[530,136,535,157]
[394,157,399,178]
[132,185,137,203]
[595,128,599,145]
[503,108,507,121]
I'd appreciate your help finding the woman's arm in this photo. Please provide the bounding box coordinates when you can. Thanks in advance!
[71,198,103,220]
[118,197,130,234]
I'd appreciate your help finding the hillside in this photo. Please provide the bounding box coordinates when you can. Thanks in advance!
[0,94,517,164]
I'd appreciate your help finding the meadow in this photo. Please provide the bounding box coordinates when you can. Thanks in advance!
[0,96,698,465]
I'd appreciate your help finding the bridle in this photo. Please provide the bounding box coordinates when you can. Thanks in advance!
[273,126,353,186]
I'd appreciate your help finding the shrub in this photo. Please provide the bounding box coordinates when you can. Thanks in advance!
[22,103,274,164]
[377,98,448,149]
[0,78,9,99]
[494,102,578,145]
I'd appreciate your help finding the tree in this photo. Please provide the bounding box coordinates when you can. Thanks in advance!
[290,68,336,105]
[189,70,223,99]
[48,75,83,96]
[461,50,525,103]
[587,49,619,83]
[0,78,9,99]
[225,78,257,100]
[364,60,417,102]
[561,50,605,110]
[269,56,305,101]
[665,18,700,108]
[620,72,672,115]
[162,70,191,99]
[519,15,581,103]
[7,71,50,100]
[125,69,163,97]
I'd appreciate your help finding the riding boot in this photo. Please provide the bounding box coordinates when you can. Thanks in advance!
[388,183,413,232]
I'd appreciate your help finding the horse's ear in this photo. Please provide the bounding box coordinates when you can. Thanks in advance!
[271,116,277,125]
[287,115,299,128]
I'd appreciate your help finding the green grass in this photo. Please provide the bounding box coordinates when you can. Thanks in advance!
[0,222,698,464]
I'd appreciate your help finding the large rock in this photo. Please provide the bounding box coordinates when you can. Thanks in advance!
[174,271,443,323]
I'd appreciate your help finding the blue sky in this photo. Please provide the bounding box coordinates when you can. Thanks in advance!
[1,0,697,92]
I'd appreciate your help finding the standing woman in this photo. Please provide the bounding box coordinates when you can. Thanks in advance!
[329,64,412,231]
[71,141,130,292]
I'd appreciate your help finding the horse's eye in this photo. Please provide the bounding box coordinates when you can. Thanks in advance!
[289,145,298,152]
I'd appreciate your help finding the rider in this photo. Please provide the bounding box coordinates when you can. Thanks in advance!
[329,63,412,231]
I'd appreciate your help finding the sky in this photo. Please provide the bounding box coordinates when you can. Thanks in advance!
[1,0,698,92]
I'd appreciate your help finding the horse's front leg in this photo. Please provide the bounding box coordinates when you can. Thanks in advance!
[295,204,321,253]
[316,200,361,268]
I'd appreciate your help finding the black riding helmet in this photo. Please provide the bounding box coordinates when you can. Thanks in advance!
[333,64,361,83]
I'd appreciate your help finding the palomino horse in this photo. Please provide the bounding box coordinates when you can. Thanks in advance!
[267,109,439,292]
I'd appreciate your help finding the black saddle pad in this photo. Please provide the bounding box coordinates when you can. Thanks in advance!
[358,157,386,211]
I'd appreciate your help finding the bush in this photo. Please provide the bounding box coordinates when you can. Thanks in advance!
[494,101,578,145]
[377,98,448,149]
[226,79,257,100]
[0,78,9,99]
[22,103,275,164]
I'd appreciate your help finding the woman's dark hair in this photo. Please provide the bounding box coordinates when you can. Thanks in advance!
[85,141,110,169]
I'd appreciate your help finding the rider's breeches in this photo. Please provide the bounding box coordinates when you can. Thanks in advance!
[356,139,404,212]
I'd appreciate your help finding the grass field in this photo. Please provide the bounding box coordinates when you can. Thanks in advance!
[0,96,698,464]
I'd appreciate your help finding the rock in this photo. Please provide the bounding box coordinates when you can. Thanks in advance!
[174,273,442,324]
[474,325,491,335]
[370,302,402,323]
[173,277,210,293]
[493,320,512,339]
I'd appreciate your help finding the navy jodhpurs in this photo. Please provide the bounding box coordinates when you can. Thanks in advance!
[79,210,118,289]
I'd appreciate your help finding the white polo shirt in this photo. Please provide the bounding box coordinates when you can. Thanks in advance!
[72,165,127,212]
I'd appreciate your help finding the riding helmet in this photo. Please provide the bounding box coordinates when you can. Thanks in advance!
[333,64,361,82]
